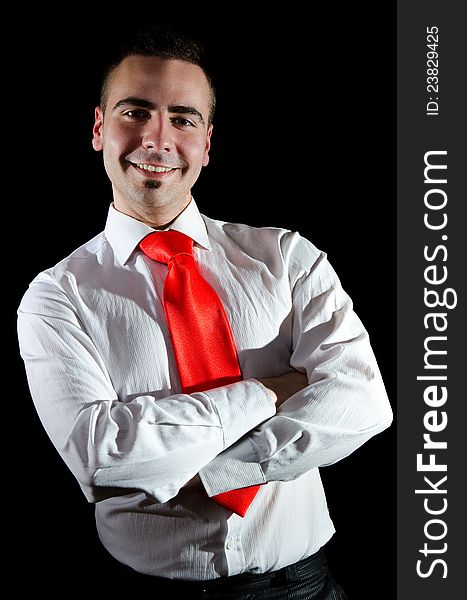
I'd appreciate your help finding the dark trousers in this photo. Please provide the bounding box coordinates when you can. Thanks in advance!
[106,549,347,599]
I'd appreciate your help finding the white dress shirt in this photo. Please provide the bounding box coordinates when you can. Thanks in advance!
[17,199,392,580]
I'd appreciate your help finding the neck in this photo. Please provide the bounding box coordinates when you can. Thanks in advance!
[113,196,191,229]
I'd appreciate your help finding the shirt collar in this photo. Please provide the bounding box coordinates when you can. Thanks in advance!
[104,198,211,265]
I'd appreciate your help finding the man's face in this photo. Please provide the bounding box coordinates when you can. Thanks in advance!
[92,55,213,226]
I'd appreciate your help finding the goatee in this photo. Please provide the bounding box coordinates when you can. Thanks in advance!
[144,180,162,190]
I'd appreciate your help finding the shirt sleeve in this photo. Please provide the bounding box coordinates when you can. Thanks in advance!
[17,277,275,504]
[199,235,393,496]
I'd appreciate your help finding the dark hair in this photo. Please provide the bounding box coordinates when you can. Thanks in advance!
[100,24,216,124]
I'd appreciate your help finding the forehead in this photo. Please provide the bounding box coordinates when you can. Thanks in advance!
[106,55,211,110]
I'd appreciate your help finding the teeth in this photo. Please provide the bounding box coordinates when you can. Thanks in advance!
[136,164,173,173]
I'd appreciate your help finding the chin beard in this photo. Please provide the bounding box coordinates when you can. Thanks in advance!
[143,180,162,190]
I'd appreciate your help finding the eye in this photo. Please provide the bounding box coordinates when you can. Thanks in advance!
[123,109,149,120]
[171,117,196,128]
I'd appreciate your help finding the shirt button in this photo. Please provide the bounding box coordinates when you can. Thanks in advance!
[226,539,236,550]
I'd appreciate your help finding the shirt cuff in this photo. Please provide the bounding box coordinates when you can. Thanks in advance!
[205,378,275,449]
[199,435,266,496]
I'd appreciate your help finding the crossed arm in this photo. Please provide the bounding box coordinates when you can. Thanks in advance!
[184,371,307,490]
[17,255,392,504]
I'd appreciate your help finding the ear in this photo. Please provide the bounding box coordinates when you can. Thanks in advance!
[92,107,104,151]
[202,124,213,167]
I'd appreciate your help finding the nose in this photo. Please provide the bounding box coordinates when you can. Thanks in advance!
[142,114,174,152]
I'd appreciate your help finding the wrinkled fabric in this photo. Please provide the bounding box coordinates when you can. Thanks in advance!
[17,199,392,579]
[140,230,261,515]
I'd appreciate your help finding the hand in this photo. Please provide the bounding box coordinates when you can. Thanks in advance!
[258,371,308,406]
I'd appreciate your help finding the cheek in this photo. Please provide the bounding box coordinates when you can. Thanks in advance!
[102,139,122,175]
[182,136,209,166]
[103,124,139,159]
[102,134,132,178]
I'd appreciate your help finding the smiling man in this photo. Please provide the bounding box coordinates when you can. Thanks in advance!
[93,54,213,227]
[17,25,392,599]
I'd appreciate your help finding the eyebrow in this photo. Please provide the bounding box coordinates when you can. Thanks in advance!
[113,97,155,111]
[112,97,205,124]
[169,105,205,125]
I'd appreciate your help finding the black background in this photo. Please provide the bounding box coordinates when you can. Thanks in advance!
[9,11,394,598]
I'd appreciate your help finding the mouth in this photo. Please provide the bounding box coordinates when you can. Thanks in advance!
[130,162,180,179]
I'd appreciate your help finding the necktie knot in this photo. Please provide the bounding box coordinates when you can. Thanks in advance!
[139,230,194,264]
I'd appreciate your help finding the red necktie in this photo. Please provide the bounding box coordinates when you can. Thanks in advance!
[139,230,261,517]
